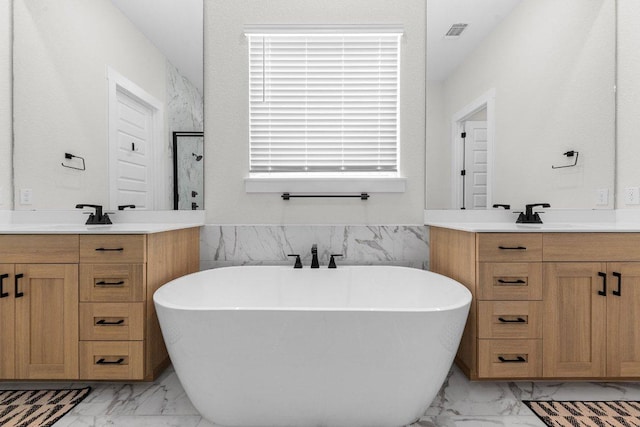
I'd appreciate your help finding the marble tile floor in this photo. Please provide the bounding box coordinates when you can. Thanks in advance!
[2,364,640,426]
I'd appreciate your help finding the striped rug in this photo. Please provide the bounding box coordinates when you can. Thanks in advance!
[0,387,91,427]
[524,400,640,427]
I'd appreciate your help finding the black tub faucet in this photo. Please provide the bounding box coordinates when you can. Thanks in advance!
[516,203,550,224]
[75,204,112,225]
[311,244,319,268]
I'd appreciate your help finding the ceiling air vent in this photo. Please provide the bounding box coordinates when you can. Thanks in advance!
[444,23,468,39]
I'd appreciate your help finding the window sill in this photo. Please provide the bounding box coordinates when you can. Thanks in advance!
[245,175,407,193]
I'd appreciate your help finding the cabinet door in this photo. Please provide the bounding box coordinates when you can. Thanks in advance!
[607,263,640,377]
[0,264,15,379]
[543,263,606,378]
[15,264,79,379]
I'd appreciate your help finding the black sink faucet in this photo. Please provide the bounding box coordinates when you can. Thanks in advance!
[75,204,112,225]
[516,203,550,224]
[311,244,319,268]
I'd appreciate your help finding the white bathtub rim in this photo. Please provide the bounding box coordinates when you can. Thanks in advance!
[154,265,472,313]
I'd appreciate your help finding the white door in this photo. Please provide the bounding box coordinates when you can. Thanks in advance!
[113,88,154,209]
[463,121,488,209]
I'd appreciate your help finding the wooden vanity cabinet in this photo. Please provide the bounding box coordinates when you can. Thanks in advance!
[430,227,640,381]
[0,228,200,382]
[0,236,79,380]
[542,233,640,379]
[78,228,200,381]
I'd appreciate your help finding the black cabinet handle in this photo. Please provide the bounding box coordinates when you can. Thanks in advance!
[612,272,622,296]
[95,247,124,252]
[0,273,8,298]
[96,358,124,365]
[598,272,607,296]
[498,246,527,250]
[498,356,526,363]
[497,279,526,285]
[96,319,125,326]
[498,317,526,323]
[15,274,24,298]
[95,281,125,286]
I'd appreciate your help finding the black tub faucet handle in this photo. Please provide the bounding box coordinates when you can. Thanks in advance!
[288,254,302,269]
[328,254,343,269]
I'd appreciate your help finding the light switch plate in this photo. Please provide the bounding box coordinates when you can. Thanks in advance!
[624,187,640,205]
[596,188,609,205]
[20,188,33,205]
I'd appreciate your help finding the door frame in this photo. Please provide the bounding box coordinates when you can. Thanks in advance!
[450,88,496,209]
[107,67,166,210]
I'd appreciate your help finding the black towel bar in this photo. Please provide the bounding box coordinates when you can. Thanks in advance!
[281,192,369,200]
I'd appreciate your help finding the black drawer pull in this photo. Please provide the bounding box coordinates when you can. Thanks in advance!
[96,281,125,286]
[498,317,526,323]
[612,272,622,296]
[498,246,527,250]
[497,279,526,285]
[498,356,526,363]
[95,247,124,252]
[0,273,8,298]
[598,272,607,296]
[15,274,24,298]
[96,319,125,326]
[96,358,125,365]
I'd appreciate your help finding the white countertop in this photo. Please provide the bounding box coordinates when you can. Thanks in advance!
[424,209,640,233]
[0,210,205,234]
[0,223,203,234]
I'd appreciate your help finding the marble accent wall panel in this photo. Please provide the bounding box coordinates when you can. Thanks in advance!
[167,60,204,134]
[201,225,429,270]
[167,60,204,205]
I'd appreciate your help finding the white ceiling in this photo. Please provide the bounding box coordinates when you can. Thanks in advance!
[109,0,204,94]
[427,0,523,82]
[109,0,521,92]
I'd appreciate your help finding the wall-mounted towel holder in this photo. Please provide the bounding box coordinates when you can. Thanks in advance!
[552,150,579,169]
[282,192,369,200]
[61,152,86,171]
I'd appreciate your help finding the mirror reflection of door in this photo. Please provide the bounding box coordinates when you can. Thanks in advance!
[451,92,494,210]
[463,120,488,209]
[173,132,204,210]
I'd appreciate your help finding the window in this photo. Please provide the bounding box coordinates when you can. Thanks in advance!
[246,25,402,176]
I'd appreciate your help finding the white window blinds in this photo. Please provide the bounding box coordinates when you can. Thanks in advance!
[246,26,402,173]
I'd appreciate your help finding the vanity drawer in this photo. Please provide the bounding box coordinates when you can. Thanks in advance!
[543,233,640,262]
[0,235,79,263]
[478,301,542,339]
[80,235,146,263]
[80,264,145,302]
[80,303,144,341]
[79,341,144,380]
[478,339,542,378]
[478,263,542,300]
[477,234,542,262]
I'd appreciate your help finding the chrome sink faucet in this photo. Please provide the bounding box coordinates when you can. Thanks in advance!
[311,244,319,268]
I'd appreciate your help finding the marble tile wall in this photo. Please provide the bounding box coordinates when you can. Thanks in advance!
[167,60,204,208]
[167,60,204,134]
[200,225,430,270]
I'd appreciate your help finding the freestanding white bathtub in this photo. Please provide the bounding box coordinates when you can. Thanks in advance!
[154,265,471,427]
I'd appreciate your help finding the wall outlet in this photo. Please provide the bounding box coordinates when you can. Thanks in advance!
[20,188,33,205]
[595,188,609,205]
[624,187,640,205]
